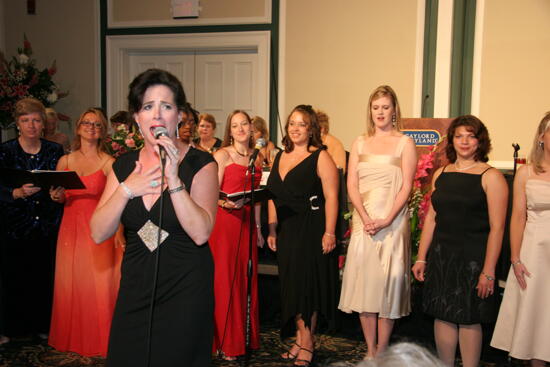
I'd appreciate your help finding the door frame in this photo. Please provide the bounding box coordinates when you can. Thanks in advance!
[106,31,270,119]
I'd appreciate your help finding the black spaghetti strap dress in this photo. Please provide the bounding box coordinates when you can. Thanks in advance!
[422,167,497,324]
[106,148,215,367]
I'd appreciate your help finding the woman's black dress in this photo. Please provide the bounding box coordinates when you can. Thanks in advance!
[423,168,497,324]
[267,149,339,334]
[107,148,214,367]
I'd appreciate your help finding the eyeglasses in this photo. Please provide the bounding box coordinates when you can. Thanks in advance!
[80,121,102,129]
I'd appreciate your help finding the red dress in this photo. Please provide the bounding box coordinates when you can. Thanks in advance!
[210,163,261,357]
[49,170,122,357]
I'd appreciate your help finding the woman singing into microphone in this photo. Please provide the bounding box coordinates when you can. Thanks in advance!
[209,110,264,361]
[91,69,218,367]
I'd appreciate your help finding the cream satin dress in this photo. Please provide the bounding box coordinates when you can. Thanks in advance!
[339,135,411,318]
[491,170,550,362]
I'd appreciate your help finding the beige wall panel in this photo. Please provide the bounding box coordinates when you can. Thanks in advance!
[4,0,98,139]
[479,0,550,162]
[112,0,265,22]
[284,0,419,150]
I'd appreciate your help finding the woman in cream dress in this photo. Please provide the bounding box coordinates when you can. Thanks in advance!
[491,112,550,366]
[339,86,417,359]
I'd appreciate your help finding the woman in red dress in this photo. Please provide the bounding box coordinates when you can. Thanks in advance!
[210,110,264,360]
[49,108,123,356]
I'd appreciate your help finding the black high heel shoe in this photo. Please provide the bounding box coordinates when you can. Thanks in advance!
[293,347,313,366]
[281,343,301,361]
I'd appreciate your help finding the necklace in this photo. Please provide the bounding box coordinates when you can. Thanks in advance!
[233,145,249,157]
[455,161,478,171]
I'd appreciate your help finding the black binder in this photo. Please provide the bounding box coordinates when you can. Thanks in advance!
[0,168,86,189]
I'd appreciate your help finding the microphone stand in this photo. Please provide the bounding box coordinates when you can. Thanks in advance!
[241,162,256,367]
[512,143,520,176]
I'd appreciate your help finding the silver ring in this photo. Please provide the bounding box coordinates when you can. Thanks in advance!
[150,180,160,188]
[172,148,180,155]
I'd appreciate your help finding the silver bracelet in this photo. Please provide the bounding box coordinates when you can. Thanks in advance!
[511,260,522,266]
[415,260,427,264]
[120,182,135,199]
[481,271,495,281]
[168,185,185,194]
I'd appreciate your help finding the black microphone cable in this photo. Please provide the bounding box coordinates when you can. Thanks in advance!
[145,151,166,367]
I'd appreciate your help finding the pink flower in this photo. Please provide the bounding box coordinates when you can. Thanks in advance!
[48,60,57,76]
[125,138,136,148]
[418,193,432,229]
[338,255,346,269]
[111,142,121,150]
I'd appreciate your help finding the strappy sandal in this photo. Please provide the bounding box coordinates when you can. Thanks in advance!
[293,347,314,366]
[218,351,238,361]
[281,343,301,360]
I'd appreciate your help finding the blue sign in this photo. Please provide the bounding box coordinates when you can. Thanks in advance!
[403,129,441,147]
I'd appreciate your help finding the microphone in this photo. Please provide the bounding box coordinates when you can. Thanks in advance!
[151,126,169,162]
[248,138,266,168]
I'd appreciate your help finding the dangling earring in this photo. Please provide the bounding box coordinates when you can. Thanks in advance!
[136,123,143,136]
[230,136,234,145]
[392,114,396,123]
[176,126,180,139]
[539,141,544,149]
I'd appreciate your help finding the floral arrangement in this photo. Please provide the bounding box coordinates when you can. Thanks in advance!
[0,34,68,129]
[409,136,446,259]
[105,124,144,158]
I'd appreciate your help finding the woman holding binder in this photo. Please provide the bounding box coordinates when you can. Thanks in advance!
[48,108,122,357]
[209,110,264,361]
[0,97,64,339]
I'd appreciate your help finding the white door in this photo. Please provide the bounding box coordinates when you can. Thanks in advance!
[127,53,196,104]
[126,50,264,140]
[195,50,260,138]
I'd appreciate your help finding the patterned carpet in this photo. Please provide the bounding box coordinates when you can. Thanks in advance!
[0,325,529,367]
[0,275,530,366]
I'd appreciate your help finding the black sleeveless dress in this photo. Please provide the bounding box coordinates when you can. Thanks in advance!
[107,148,214,367]
[267,149,339,335]
[422,168,497,324]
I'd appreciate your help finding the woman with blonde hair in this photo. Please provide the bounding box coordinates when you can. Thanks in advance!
[252,115,278,167]
[316,110,347,173]
[49,107,122,357]
[339,85,417,360]
[491,112,550,366]
[44,107,70,152]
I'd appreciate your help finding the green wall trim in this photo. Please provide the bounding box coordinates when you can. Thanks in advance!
[269,0,279,143]
[105,23,273,36]
[99,0,280,142]
[449,0,476,117]
[421,0,438,118]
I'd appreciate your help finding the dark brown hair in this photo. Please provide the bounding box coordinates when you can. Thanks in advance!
[221,110,254,149]
[282,104,323,153]
[127,69,187,115]
[445,115,491,163]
